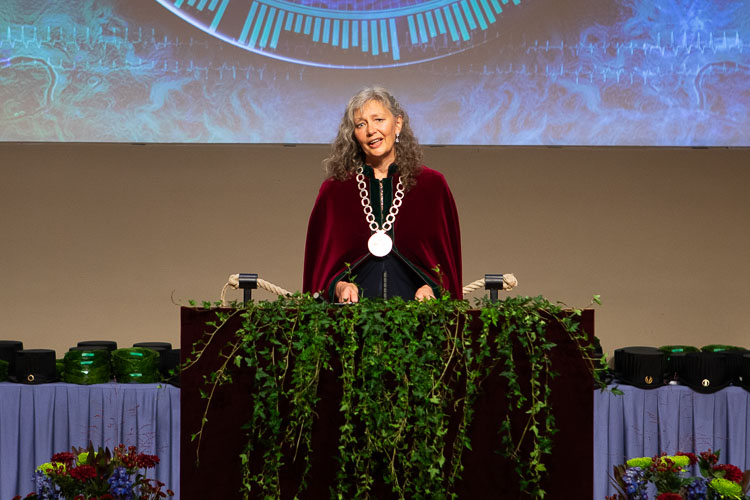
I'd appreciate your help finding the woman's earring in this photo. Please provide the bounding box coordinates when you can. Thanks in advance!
[395,133,400,143]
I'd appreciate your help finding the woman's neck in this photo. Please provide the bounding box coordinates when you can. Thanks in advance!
[372,164,389,179]
[366,152,396,179]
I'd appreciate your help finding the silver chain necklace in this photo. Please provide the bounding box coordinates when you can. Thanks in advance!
[356,166,405,257]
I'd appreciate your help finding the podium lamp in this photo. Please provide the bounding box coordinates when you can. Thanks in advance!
[484,274,504,302]
[238,273,258,303]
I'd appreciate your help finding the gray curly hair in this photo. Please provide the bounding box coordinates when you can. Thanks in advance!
[322,86,423,190]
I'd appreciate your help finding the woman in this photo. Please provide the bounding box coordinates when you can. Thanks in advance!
[303,86,462,302]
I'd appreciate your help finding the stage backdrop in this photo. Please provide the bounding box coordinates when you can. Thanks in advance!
[1,143,749,359]
[1,0,748,145]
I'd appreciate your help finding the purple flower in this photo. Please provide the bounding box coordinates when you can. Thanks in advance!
[685,477,708,500]
[621,467,648,500]
[107,466,134,499]
[33,470,61,500]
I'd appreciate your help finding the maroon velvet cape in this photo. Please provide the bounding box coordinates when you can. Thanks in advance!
[303,165,462,300]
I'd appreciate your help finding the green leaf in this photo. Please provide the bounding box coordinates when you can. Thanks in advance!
[183,293,595,498]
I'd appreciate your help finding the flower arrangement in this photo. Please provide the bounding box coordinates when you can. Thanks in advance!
[13,443,174,500]
[608,449,750,500]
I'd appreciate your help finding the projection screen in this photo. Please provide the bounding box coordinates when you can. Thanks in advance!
[1,0,748,145]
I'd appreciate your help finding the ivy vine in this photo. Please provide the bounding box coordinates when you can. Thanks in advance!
[184,293,605,499]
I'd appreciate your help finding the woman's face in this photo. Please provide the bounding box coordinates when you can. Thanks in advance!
[353,99,403,169]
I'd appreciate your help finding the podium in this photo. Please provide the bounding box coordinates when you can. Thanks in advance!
[180,304,595,499]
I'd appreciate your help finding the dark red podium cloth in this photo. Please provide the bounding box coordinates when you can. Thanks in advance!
[180,307,594,499]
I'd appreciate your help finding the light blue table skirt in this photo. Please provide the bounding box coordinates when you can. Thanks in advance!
[594,384,750,499]
[0,382,180,499]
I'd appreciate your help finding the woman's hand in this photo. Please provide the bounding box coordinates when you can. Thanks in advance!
[336,281,359,303]
[414,285,436,301]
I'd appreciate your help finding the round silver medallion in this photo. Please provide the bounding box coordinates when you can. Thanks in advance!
[368,231,393,257]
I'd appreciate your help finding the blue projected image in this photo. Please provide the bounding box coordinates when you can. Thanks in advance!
[156,0,525,67]
[0,0,748,145]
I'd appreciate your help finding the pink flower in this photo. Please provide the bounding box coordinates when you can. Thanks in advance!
[676,451,698,466]
[699,450,718,465]
[51,452,76,465]
[656,493,682,500]
[136,453,160,469]
[69,464,97,481]
[713,463,744,483]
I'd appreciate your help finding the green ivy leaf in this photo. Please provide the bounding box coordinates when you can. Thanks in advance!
[184,292,598,499]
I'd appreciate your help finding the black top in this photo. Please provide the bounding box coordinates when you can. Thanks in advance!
[346,164,427,300]
[352,253,426,300]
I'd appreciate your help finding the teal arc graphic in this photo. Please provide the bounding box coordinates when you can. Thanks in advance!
[157,0,523,68]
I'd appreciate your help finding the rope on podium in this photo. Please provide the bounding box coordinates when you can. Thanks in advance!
[221,273,518,306]
[461,274,518,295]
[221,274,292,306]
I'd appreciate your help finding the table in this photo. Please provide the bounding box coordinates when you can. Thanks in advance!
[0,382,180,499]
[4,362,746,498]
[594,384,750,499]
